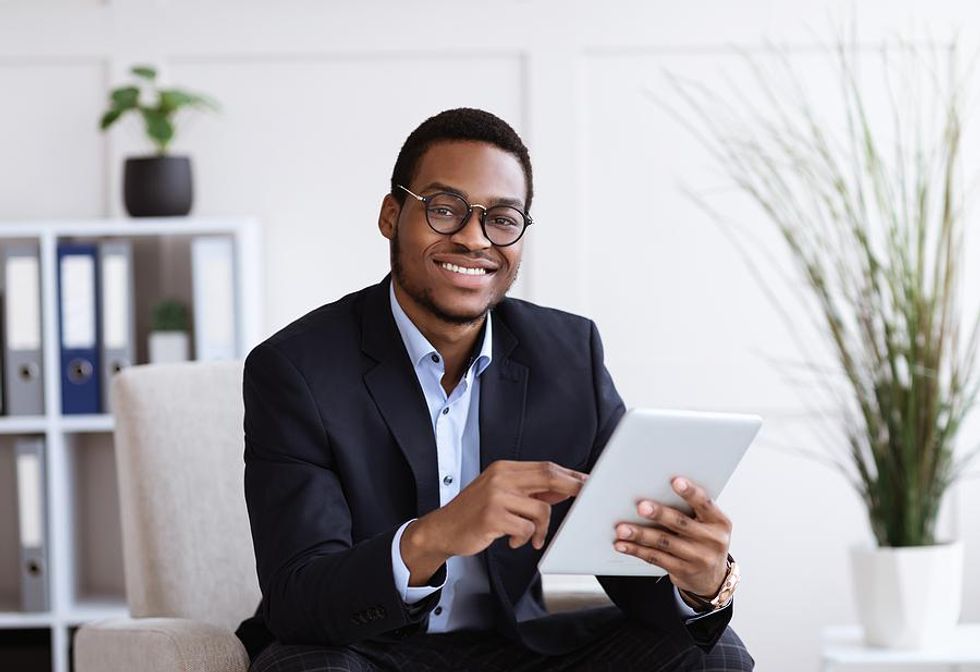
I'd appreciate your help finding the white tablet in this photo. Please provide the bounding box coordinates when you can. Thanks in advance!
[538,408,761,576]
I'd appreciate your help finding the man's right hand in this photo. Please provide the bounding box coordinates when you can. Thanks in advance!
[399,460,587,586]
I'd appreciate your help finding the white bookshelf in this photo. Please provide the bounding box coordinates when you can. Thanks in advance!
[0,216,262,672]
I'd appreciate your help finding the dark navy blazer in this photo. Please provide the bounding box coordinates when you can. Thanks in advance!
[234,276,733,662]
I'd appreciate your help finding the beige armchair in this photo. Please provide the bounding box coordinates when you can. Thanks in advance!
[74,361,608,672]
[75,361,258,672]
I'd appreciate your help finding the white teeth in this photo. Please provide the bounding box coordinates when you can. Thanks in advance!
[440,262,488,276]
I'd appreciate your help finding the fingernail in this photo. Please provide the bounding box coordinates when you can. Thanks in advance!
[617,524,633,539]
[639,501,655,516]
[674,478,689,493]
[615,543,628,552]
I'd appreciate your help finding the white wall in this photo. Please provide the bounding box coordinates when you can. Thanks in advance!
[2,1,979,669]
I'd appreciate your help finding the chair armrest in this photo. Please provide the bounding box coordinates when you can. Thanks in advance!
[545,590,614,613]
[74,617,249,672]
[543,575,613,613]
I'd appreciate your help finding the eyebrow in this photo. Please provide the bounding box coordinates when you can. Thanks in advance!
[419,181,526,210]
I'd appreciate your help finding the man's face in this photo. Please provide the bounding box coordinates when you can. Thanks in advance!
[380,140,527,325]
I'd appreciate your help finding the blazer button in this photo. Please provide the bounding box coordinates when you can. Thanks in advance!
[434,606,443,616]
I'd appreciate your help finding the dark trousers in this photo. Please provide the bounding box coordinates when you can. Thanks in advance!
[251,618,754,672]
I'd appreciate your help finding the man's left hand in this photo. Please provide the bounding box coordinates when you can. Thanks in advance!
[612,476,731,599]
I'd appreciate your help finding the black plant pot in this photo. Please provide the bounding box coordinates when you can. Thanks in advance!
[123,155,194,217]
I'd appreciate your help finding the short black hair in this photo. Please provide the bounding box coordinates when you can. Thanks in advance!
[390,108,534,212]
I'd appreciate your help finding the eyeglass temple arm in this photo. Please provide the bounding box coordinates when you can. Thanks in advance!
[396,184,425,202]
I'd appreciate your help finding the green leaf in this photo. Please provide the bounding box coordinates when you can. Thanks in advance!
[159,88,220,113]
[131,65,157,80]
[151,300,188,331]
[110,86,139,109]
[192,92,221,112]
[158,89,196,112]
[141,108,174,153]
[99,108,124,130]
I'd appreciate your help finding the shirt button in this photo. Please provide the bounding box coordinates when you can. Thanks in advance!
[443,474,454,486]
[434,606,443,615]
[441,407,449,415]
[431,354,440,363]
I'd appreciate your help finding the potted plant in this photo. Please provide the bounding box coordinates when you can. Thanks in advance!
[99,65,219,217]
[668,39,979,648]
[148,300,191,364]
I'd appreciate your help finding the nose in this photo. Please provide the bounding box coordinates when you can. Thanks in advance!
[449,205,492,250]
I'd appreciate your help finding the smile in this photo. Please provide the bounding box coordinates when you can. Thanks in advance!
[440,262,490,276]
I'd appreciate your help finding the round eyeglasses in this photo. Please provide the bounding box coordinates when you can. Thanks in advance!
[397,184,532,247]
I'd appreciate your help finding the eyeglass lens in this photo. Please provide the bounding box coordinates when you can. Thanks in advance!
[425,192,526,246]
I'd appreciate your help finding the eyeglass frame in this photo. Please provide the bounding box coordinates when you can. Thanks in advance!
[395,184,533,247]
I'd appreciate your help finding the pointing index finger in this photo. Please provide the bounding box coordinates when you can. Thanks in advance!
[523,462,588,498]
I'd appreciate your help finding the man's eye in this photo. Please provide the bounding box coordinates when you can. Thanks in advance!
[429,207,455,217]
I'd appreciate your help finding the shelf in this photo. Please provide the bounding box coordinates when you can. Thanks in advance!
[0,417,47,435]
[0,216,258,239]
[0,416,115,435]
[57,416,113,434]
[0,611,54,629]
[63,597,128,625]
[0,216,262,672]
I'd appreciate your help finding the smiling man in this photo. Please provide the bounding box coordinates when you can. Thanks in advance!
[236,108,754,671]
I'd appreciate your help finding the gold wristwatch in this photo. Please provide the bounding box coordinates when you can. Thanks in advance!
[681,554,740,612]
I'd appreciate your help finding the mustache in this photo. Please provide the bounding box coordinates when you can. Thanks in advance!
[435,244,498,263]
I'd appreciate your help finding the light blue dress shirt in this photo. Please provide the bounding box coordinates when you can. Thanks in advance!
[387,284,711,633]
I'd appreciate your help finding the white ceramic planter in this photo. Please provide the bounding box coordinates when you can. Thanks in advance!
[148,331,190,364]
[850,541,963,649]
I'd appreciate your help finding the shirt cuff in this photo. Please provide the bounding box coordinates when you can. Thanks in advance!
[673,585,733,622]
[391,519,447,604]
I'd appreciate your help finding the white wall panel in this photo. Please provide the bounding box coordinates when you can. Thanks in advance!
[0,62,106,218]
[582,51,842,412]
[582,48,980,670]
[0,0,100,8]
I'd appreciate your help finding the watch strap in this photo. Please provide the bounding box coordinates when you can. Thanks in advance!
[680,554,738,612]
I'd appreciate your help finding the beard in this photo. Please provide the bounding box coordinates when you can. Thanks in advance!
[390,228,518,326]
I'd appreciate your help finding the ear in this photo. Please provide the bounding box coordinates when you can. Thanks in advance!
[378,193,400,241]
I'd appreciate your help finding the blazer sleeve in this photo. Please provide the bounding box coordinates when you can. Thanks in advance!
[584,321,734,653]
[243,342,442,646]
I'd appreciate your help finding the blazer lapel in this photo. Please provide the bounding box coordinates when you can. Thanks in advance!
[479,312,533,610]
[479,315,528,471]
[360,277,440,516]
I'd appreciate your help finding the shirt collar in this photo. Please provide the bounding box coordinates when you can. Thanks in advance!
[389,281,493,377]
